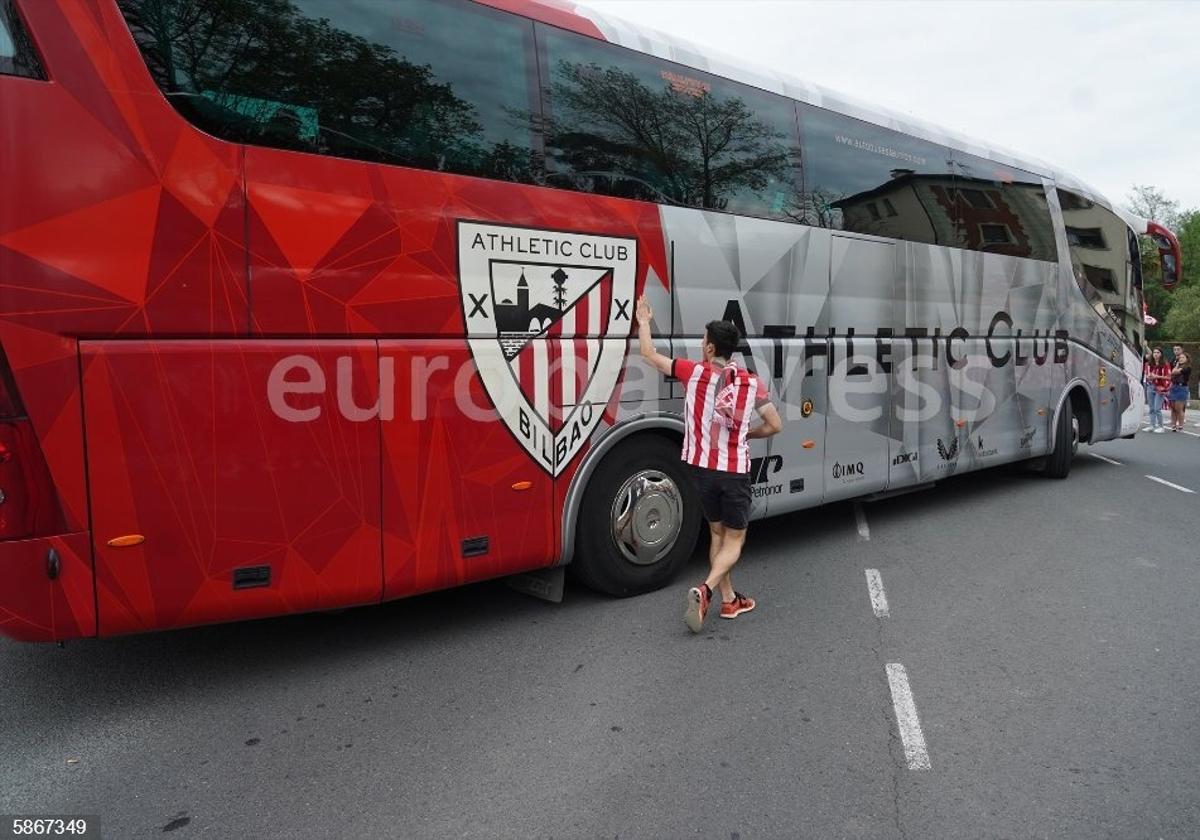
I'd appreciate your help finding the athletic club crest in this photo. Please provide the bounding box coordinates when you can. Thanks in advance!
[458,221,637,476]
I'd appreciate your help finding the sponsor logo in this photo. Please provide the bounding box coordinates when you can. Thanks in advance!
[1098,366,1108,388]
[1018,428,1036,448]
[892,451,918,466]
[458,222,636,476]
[936,437,959,462]
[750,455,783,484]
[935,436,959,473]
[800,398,814,417]
[976,435,998,457]
[750,455,784,498]
[832,460,865,480]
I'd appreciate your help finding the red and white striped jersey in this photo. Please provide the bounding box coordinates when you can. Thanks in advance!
[673,358,770,474]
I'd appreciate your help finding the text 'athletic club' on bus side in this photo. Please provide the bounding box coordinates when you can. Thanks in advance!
[0,0,1182,641]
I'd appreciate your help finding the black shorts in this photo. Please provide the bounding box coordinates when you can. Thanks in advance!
[688,464,752,530]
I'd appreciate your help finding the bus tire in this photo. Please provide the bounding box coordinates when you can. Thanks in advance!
[1045,398,1075,479]
[571,434,701,597]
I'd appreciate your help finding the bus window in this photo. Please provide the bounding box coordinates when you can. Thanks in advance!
[117,0,541,182]
[948,153,1056,261]
[1057,188,1132,335]
[537,24,801,219]
[794,103,952,245]
[0,0,43,79]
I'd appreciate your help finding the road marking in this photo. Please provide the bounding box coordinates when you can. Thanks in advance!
[1089,453,1122,465]
[885,663,930,770]
[1178,429,1200,439]
[1145,475,1195,494]
[854,502,870,541]
[865,569,889,617]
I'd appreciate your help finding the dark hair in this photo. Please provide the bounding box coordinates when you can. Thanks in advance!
[704,320,740,359]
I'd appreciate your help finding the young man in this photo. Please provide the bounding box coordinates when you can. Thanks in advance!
[635,295,783,633]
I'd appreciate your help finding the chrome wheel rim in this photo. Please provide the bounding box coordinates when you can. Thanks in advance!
[610,469,683,566]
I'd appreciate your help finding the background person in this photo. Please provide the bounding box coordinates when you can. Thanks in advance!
[634,295,782,633]
[1145,347,1171,432]
[1168,351,1191,431]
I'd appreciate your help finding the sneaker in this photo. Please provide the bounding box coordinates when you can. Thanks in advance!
[719,592,756,619]
[1142,426,1153,432]
[1154,427,1166,434]
[685,585,710,633]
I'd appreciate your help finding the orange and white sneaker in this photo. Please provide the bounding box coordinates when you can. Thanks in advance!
[720,592,756,619]
[685,585,710,633]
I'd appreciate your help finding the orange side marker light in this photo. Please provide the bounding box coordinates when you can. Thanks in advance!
[802,439,816,449]
[511,481,533,492]
[107,534,145,548]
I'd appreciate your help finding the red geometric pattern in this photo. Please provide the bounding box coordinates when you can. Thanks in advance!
[0,0,669,641]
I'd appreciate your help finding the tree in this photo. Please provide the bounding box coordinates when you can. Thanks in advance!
[1162,283,1200,339]
[1127,184,1181,228]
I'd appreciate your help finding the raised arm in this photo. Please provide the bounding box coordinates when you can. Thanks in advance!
[635,295,673,375]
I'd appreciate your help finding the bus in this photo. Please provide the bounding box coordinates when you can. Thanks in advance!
[0,0,1182,641]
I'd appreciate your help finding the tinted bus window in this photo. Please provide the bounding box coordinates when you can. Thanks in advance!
[795,103,952,245]
[117,0,540,182]
[0,0,44,79]
[950,152,1055,260]
[538,24,801,219]
[1058,187,1133,335]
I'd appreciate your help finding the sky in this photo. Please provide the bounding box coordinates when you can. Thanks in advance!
[583,0,1200,216]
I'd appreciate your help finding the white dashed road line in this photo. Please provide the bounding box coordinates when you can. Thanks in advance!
[885,663,931,770]
[854,502,870,541]
[865,569,889,617]
[1145,475,1196,494]
[1089,453,1122,465]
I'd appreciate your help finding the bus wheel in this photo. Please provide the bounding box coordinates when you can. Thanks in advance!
[1045,398,1075,479]
[571,435,701,597]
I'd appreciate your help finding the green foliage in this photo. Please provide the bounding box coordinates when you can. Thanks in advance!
[1129,191,1198,340]
[1163,284,1200,340]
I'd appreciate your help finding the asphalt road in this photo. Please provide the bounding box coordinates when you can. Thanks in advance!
[2,422,1199,840]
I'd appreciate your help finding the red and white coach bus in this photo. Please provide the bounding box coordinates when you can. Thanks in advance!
[0,0,1182,641]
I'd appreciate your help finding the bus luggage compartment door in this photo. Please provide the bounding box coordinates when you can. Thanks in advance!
[81,341,384,636]
[823,236,898,503]
[378,340,555,601]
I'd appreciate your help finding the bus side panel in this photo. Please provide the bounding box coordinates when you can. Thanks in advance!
[0,533,93,642]
[0,8,248,538]
[768,338,828,514]
[82,341,383,636]
[824,236,897,502]
[380,341,555,600]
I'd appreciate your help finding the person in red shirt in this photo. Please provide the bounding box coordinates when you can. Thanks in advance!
[635,295,782,633]
[1144,347,1171,432]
